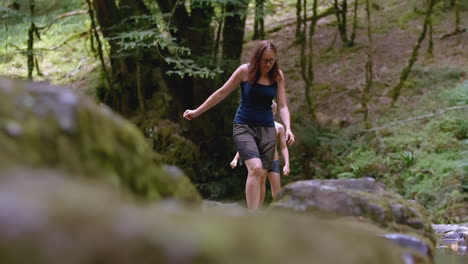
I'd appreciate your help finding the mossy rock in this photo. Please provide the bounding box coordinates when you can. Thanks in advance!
[0,78,200,203]
[272,178,435,247]
[150,121,200,180]
[0,170,430,264]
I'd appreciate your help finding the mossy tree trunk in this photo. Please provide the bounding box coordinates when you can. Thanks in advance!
[91,0,248,183]
[159,0,247,177]
[426,0,434,58]
[333,0,351,46]
[390,0,436,107]
[361,0,374,129]
[253,0,265,40]
[212,5,225,65]
[300,0,318,118]
[295,0,302,41]
[440,0,465,42]
[198,0,248,164]
[159,0,217,115]
[27,0,40,80]
[349,0,359,46]
[85,0,111,102]
[92,0,156,115]
[454,0,462,44]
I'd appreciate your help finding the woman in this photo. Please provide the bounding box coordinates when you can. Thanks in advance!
[230,100,290,204]
[183,40,294,210]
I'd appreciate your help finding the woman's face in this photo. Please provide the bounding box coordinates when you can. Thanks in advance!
[260,50,277,74]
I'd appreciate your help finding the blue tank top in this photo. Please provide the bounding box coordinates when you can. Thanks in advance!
[234,81,277,127]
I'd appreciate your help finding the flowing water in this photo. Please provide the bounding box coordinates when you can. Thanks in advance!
[433,223,467,264]
[434,248,467,264]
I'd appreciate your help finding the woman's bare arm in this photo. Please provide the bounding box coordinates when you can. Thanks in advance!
[278,125,290,176]
[183,64,247,120]
[230,152,240,168]
[276,70,295,145]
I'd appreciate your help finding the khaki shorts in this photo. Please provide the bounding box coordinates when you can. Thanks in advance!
[233,123,277,171]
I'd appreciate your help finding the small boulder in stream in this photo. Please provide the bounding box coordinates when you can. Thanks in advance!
[272,178,435,249]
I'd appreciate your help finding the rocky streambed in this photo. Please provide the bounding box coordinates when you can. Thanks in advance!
[433,223,467,263]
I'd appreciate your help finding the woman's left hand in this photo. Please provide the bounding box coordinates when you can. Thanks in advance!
[285,129,295,145]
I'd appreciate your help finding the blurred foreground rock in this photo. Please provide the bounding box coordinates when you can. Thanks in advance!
[0,78,200,203]
[0,170,430,264]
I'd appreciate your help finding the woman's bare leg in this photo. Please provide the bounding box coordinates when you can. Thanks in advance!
[259,172,267,207]
[244,158,266,210]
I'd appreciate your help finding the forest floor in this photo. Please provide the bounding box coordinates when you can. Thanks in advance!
[240,0,468,220]
[242,0,467,129]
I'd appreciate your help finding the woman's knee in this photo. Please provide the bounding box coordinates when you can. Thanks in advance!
[251,165,265,177]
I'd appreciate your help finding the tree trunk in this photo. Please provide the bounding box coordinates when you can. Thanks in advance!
[295,0,302,41]
[136,59,145,111]
[454,0,461,44]
[300,0,318,117]
[158,0,247,167]
[27,0,35,80]
[157,0,215,113]
[203,0,247,161]
[361,0,374,129]
[212,6,225,65]
[350,0,359,46]
[390,0,436,106]
[92,0,165,115]
[85,0,111,101]
[427,14,434,58]
[253,0,265,40]
[334,0,350,46]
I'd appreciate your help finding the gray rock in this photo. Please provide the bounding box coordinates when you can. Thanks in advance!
[272,177,434,246]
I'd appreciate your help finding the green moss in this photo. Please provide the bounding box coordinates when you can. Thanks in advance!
[151,124,200,180]
[0,80,201,203]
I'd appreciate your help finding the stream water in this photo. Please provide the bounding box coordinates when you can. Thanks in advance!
[434,248,466,264]
[433,223,467,264]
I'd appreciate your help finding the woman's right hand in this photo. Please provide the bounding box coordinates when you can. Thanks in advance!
[183,109,199,120]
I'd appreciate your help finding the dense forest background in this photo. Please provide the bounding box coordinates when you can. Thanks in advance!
[0,0,466,222]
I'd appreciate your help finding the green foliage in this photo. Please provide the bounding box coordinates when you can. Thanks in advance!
[165,57,223,79]
[335,148,386,179]
[394,151,416,168]
[0,0,93,84]
[443,80,468,106]
[323,78,468,221]
[289,121,353,181]
[0,1,225,82]
[408,66,465,90]
[108,13,224,79]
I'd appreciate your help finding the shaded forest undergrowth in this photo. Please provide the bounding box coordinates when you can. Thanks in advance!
[254,0,468,222]
[0,0,467,222]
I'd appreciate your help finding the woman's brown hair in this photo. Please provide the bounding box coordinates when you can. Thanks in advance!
[248,40,281,85]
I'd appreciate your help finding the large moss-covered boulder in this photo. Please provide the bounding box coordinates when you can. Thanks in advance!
[0,78,200,203]
[272,178,435,246]
[0,170,430,264]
